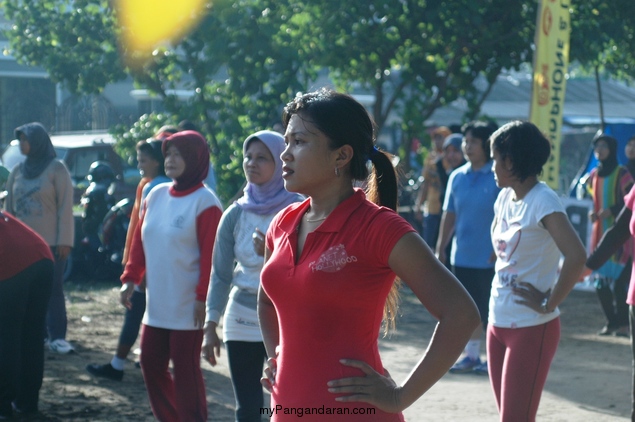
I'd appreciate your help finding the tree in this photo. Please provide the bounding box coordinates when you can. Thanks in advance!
[2,0,316,201]
[5,0,634,195]
[296,0,535,170]
[569,1,635,81]
[123,0,317,200]
[3,0,125,94]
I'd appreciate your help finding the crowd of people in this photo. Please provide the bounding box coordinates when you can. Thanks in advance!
[0,90,633,421]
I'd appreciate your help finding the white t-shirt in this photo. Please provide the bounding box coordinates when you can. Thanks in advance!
[489,182,565,328]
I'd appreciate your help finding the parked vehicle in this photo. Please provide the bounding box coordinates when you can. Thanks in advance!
[0,132,140,204]
[71,197,132,281]
[81,161,118,239]
[99,198,133,274]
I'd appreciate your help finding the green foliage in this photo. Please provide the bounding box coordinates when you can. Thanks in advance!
[297,0,536,169]
[569,1,635,82]
[2,0,126,94]
[108,111,248,203]
[3,0,634,191]
[109,113,174,163]
[111,1,318,202]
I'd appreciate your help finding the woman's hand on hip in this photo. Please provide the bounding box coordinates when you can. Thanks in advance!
[513,281,550,313]
[327,359,403,413]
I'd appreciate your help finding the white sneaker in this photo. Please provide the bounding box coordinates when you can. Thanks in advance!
[48,339,74,354]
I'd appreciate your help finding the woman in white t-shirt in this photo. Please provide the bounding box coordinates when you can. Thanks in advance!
[488,121,586,422]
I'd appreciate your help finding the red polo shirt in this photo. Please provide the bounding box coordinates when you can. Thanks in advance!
[262,189,414,420]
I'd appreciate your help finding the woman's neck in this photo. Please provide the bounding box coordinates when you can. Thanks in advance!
[511,176,539,200]
[306,183,355,219]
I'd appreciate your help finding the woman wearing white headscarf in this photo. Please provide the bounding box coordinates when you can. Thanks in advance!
[203,130,301,422]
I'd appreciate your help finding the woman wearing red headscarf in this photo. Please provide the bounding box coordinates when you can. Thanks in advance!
[121,131,223,422]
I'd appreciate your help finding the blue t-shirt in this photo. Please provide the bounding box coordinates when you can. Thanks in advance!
[443,161,500,268]
[141,175,171,201]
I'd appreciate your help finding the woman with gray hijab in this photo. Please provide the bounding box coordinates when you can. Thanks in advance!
[4,122,75,354]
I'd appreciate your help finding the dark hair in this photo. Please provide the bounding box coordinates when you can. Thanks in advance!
[490,121,551,182]
[282,88,397,212]
[178,120,198,132]
[282,88,399,332]
[155,125,178,140]
[136,138,166,176]
[462,121,498,160]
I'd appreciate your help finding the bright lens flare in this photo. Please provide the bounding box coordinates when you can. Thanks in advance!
[115,0,207,66]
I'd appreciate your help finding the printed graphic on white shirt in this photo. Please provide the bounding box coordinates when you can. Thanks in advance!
[494,219,521,265]
[171,215,185,228]
[494,218,521,287]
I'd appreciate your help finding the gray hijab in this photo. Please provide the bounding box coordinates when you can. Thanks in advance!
[16,122,56,179]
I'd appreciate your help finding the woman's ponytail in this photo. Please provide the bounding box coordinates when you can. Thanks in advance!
[366,147,398,212]
[366,147,400,334]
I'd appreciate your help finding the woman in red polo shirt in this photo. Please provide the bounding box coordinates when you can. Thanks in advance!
[258,88,480,420]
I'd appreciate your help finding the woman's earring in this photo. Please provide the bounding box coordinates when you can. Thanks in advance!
[335,166,340,177]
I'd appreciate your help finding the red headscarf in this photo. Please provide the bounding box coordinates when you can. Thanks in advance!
[162,131,210,192]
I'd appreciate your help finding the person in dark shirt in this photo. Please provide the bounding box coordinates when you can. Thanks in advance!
[0,210,54,419]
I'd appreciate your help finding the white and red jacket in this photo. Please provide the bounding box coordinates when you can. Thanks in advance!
[122,182,222,330]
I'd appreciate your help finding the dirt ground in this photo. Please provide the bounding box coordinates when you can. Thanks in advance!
[19,279,633,421]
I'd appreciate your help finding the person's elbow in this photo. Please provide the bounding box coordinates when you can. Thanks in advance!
[567,240,587,268]
[563,241,588,282]
[464,297,481,332]
[446,291,480,334]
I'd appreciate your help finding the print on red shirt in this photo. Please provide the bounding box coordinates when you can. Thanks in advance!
[308,244,358,273]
